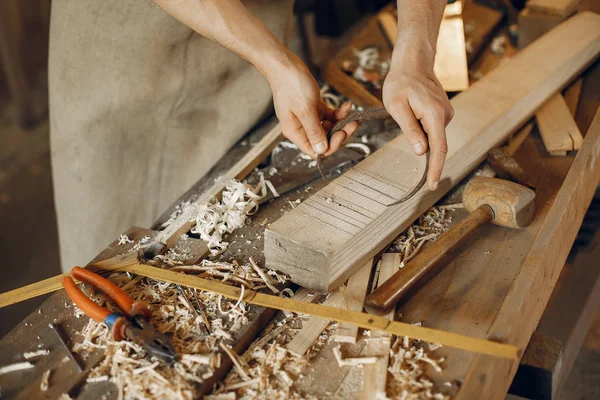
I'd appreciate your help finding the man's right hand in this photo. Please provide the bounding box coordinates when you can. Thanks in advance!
[266,51,359,159]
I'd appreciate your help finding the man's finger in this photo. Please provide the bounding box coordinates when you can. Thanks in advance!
[298,110,328,155]
[334,102,353,121]
[420,108,448,191]
[281,114,317,158]
[386,99,428,155]
[323,120,359,157]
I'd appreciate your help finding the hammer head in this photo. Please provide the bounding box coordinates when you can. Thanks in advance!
[463,177,535,229]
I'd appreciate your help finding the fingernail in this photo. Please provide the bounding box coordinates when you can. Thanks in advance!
[412,142,425,154]
[313,141,327,154]
[431,181,439,191]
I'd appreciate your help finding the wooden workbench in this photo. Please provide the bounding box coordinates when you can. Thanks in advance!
[0,58,599,400]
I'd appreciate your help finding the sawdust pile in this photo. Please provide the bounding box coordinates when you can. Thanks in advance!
[388,204,463,265]
[387,336,449,400]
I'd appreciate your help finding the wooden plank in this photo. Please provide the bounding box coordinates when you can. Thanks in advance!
[154,122,283,249]
[463,0,503,64]
[434,1,469,92]
[361,254,398,399]
[518,7,568,49]
[564,77,583,115]
[455,106,600,399]
[377,11,397,49]
[511,227,600,398]
[335,259,374,343]
[114,262,521,359]
[286,289,346,356]
[536,93,584,153]
[265,12,600,293]
[527,0,580,18]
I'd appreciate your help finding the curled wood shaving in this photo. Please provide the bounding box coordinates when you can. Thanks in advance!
[23,349,50,359]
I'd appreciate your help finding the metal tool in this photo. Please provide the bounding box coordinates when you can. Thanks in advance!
[62,267,177,363]
[49,322,84,372]
[365,177,536,315]
[317,107,429,206]
[259,146,366,205]
[176,284,210,334]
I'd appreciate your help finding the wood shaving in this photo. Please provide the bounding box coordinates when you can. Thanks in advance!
[0,361,34,375]
[386,336,449,399]
[23,348,50,359]
[40,369,51,391]
[389,205,460,261]
[118,234,134,245]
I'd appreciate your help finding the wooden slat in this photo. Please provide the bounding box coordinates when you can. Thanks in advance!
[286,289,346,356]
[265,12,600,293]
[455,106,600,399]
[361,254,398,399]
[109,262,521,359]
[154,122,283,249]
[536,93,584,153]
[434,1,469,91]
[335,259,374,343]
[527,0,580,18]
[564,77,583,115]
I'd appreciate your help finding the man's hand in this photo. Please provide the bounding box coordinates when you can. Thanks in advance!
[386,0,453,191]
[383,60,453,191]
[267,52,359,158]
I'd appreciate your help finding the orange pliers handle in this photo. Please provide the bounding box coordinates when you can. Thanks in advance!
[61,266,151,322]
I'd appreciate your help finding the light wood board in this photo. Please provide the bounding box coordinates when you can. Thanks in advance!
[286,288,346,356]
[265,12,600,293]
[335,259,374,343]
[434,1,469,92]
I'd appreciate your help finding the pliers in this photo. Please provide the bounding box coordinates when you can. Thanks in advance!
[62,267,177,364]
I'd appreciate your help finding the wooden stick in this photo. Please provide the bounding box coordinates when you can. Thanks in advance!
[154,123,283,249]
[335,259,374,343]
[0,253,138,309]
[104,262,521,360]
[563,78,583,116]
[536,93,584,153]
[286,289,346,356]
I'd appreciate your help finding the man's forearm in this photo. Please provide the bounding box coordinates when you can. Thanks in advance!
[393,0,446,68]
[152,0,294,83]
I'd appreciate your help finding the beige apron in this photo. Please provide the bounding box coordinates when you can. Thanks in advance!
[49,0,293,272]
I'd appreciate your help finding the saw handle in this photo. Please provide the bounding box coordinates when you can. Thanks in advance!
[365,205,494,315]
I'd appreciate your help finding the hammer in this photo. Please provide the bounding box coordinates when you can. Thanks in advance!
[364,177,536,316]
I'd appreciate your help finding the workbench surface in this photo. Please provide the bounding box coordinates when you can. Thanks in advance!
[0,61,599,400]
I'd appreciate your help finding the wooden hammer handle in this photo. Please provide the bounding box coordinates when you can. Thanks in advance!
[365,205,494,315]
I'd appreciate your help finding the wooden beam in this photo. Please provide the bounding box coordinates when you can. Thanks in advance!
[286,289,346,356]
[361,254,398,399]
[108,262,520,359]
[264,12,600,293]
[511,228,600,398]
[335,259,374,343]
[536,93,584,153]
[455,106,600,399]
[154,122,283,249]
[433,1,469,92]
